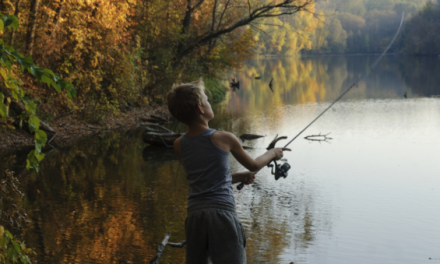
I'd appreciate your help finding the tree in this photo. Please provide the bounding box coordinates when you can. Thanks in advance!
[327,19,347,53]
[174,0,314,61]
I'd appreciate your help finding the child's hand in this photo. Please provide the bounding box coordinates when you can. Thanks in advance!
[272,148,291,160]
[240,171,257,185]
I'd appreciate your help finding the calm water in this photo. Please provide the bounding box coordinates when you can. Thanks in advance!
[2,55,440,264]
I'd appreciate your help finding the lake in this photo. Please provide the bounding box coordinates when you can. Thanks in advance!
[2,55,440,263]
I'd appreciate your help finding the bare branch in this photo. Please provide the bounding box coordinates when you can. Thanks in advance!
[211,0,218,33]
[176,0,312,60]
[304,133,332,143]
[217,0,231,31]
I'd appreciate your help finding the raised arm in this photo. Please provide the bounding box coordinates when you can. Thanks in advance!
[212,131,290,171]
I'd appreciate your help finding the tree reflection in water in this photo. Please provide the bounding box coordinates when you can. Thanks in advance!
[3,55,439,263]
[20,130,187,263]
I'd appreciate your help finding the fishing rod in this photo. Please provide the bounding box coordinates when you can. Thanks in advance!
[238,12,405,190]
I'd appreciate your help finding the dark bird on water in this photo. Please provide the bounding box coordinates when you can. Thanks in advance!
[269,78,274,92]
[230,78,240,91]
[239,134,265,143]
[404,92,407,98]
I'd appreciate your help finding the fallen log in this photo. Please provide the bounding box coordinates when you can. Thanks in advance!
[142,124,182,147]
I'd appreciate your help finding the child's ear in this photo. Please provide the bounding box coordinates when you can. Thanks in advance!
[196,103,204,114]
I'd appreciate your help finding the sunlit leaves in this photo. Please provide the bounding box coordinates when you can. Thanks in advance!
[0,225,33,264]
[26,150,39,171]
[0,12,79,171]
[0,92,7,119]
[28,116,39,133]
[1,14,19,30]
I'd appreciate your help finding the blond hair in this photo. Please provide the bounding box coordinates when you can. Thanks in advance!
[166,78,205,125]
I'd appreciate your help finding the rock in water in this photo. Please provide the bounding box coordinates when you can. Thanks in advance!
[239,134,265,142]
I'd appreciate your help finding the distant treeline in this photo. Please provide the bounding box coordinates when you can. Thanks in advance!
[308,0,440,55]
[254,0,440,56]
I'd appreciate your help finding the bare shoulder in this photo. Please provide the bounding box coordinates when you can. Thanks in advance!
[212,131,236,141]
[211,131,239,152]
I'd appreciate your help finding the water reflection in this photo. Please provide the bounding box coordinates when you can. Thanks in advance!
[21,130,187,263]
[2,55,440,263]
[224,55,440,117]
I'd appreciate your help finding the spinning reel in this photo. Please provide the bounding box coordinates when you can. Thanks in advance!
[268,160,291,180]
[237,135,291,190]
[266,135,291,181]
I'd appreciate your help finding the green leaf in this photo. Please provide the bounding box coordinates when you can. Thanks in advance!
[0,103,7,119]
[11,240,20,254]
[0,19,4,32]
[0,92,3,102]
[35,129,47,146]
[11,90,19,100]
[5,230,13,239]
[30,65,44,80]
[29,116,40,133]
[59,80,77,98]
[54,73,62,82]
[43,68,55,78]
[0,58,11,71]
[26,150,39,172]
[0,236,6,249]
[23,55,34,66]
[19,113,26,129]
[22,97,31,105]
[25,101,37,115]
[35,152,45,162]
[7,247,16,260]
[35,129,47,156]
[6,15,19,30]
[14,52,34,68]
[10,51,22,60]
[0,44,5,55]
[51,81,61,92]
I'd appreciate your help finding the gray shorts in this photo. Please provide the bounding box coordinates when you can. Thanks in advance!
[186,202,247,264]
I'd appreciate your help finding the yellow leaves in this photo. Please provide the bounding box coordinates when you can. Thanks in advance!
[91,57,98,68]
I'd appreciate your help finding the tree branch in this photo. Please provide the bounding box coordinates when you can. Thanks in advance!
[176,0,312,60]
[216,0,231,31]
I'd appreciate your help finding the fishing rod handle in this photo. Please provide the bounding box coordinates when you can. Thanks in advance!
[236,159,276,190]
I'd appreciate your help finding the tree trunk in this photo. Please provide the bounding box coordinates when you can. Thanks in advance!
[25,0,40,56]
[49,0,64,37]
[10,0,21,46]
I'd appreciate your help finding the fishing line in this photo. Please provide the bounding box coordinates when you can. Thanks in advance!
[237,13,405,190]
[283,12,405,148]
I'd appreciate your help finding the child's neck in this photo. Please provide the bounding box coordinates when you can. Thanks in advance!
[186,120,210,136]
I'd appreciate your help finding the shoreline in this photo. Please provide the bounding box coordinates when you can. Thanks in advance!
[0,104,171,157]
[251,53,440,59]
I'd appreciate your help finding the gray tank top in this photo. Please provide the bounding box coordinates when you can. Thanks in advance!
[180,128,235,207]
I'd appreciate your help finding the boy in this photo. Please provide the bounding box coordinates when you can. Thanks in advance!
[167,78,290,264]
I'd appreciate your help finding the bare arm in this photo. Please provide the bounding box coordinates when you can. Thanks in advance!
[212,132,290,171]
[231,171,256,184]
